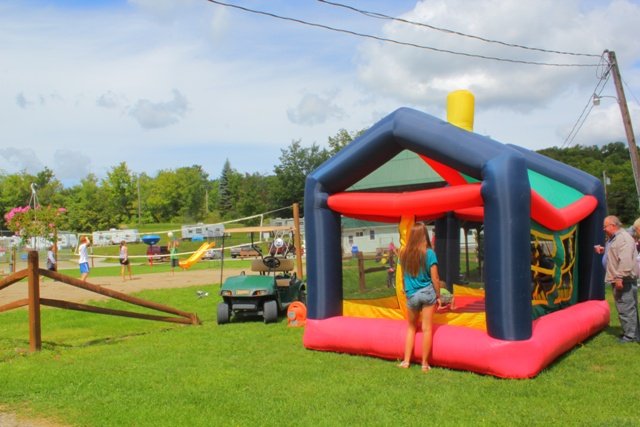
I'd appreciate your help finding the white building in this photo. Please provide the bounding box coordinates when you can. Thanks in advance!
[341,218,476,255]
[341,218,400,255]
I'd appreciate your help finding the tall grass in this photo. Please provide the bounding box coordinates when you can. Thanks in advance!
[0,284,639,426]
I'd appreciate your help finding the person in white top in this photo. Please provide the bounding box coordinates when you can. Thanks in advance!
[78,236,91,282]
[46,245,57,272]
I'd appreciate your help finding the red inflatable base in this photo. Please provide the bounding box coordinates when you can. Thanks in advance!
[303,300,610,378]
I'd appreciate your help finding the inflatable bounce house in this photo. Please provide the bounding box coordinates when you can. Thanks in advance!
[303,90,610,378]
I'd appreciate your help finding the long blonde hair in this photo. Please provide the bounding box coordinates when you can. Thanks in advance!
[399,223,431,276]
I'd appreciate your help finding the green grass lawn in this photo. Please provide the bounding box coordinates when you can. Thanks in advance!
[0,282,639,426]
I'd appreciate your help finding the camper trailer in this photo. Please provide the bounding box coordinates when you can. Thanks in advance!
[92,229,140,246]
[56,232,78,249]
[181,223,224,241]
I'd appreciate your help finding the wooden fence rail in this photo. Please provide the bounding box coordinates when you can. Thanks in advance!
[355,252,395,292]
[0,251,201,352]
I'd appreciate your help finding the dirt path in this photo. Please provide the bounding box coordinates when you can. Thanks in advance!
[0,267,245,305]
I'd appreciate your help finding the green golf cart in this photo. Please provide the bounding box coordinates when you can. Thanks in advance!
[217,247,306,324]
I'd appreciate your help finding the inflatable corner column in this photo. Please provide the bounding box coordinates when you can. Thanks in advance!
[304,177,343,320]
[482,152,532,340]
[578,185,607,301]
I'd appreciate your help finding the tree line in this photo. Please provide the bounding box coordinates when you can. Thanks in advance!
[0,129,359,233]
[0,133,637,233]
[538,142,638,224]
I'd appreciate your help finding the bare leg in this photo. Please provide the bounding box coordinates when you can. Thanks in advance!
[128,264,133,279]
[420,304,436,372]
[401,308,419,366]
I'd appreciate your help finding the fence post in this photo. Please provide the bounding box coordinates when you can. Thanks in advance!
[11,247,17,273]
[27,250,42,352]
[357,251,366,292]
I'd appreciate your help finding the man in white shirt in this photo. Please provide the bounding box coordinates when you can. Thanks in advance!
[601,215,639,343]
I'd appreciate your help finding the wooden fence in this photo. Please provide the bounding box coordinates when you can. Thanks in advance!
[354,251,396,292]
[0,251,200,352]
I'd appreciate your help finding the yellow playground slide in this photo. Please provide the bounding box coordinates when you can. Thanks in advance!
[178,242,216,269]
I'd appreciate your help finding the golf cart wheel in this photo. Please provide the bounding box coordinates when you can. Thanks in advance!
[263,300,278,324]
[217,302,231,324]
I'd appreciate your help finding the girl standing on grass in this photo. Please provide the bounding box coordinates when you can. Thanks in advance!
[398,222,441,373]
[119,240,133,281]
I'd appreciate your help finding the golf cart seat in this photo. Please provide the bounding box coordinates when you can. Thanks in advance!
[276,278,291,287]
[251,258,294,273]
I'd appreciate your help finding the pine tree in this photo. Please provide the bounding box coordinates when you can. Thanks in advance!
[218,159,234,217]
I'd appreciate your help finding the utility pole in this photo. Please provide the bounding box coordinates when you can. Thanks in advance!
[606,50,640,207]
[137,178,141,226]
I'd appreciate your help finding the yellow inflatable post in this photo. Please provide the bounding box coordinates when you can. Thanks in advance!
[446,89,475,132]
[394,215,415,318]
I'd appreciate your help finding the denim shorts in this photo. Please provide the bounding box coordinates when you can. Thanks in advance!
[406,286,436,311]
[79,262,90,274]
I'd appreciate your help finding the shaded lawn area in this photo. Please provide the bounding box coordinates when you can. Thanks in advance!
[0,285,639,426]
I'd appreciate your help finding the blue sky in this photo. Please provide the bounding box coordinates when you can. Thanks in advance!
[1,0,639,185]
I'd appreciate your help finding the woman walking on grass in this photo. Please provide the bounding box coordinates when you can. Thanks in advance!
[398,222,441,372]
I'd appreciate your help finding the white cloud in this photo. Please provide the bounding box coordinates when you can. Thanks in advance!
[567,103,640,147]
[0,147,44,174]
[96,91,126,110]
[53,150,93,181]
[356,0,640,113]
[15,92,30,109]
[287,93,346,126]
[128,89,189,129]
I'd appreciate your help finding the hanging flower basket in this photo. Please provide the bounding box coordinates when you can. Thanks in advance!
[4,206,67,248]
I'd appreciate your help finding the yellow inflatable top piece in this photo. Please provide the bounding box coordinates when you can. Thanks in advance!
[446,89,475,131]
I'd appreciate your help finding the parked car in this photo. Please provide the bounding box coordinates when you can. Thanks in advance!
[230,245,261,258]
[146,245,170,262]
[202,248,222,260]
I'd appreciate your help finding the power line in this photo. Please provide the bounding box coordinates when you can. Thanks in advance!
[317,0,601,58]
[561,100,596,149]
[561,56,611,148]
[622,77,640,106]
[561,76,608,149]
[205,0,600,67]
